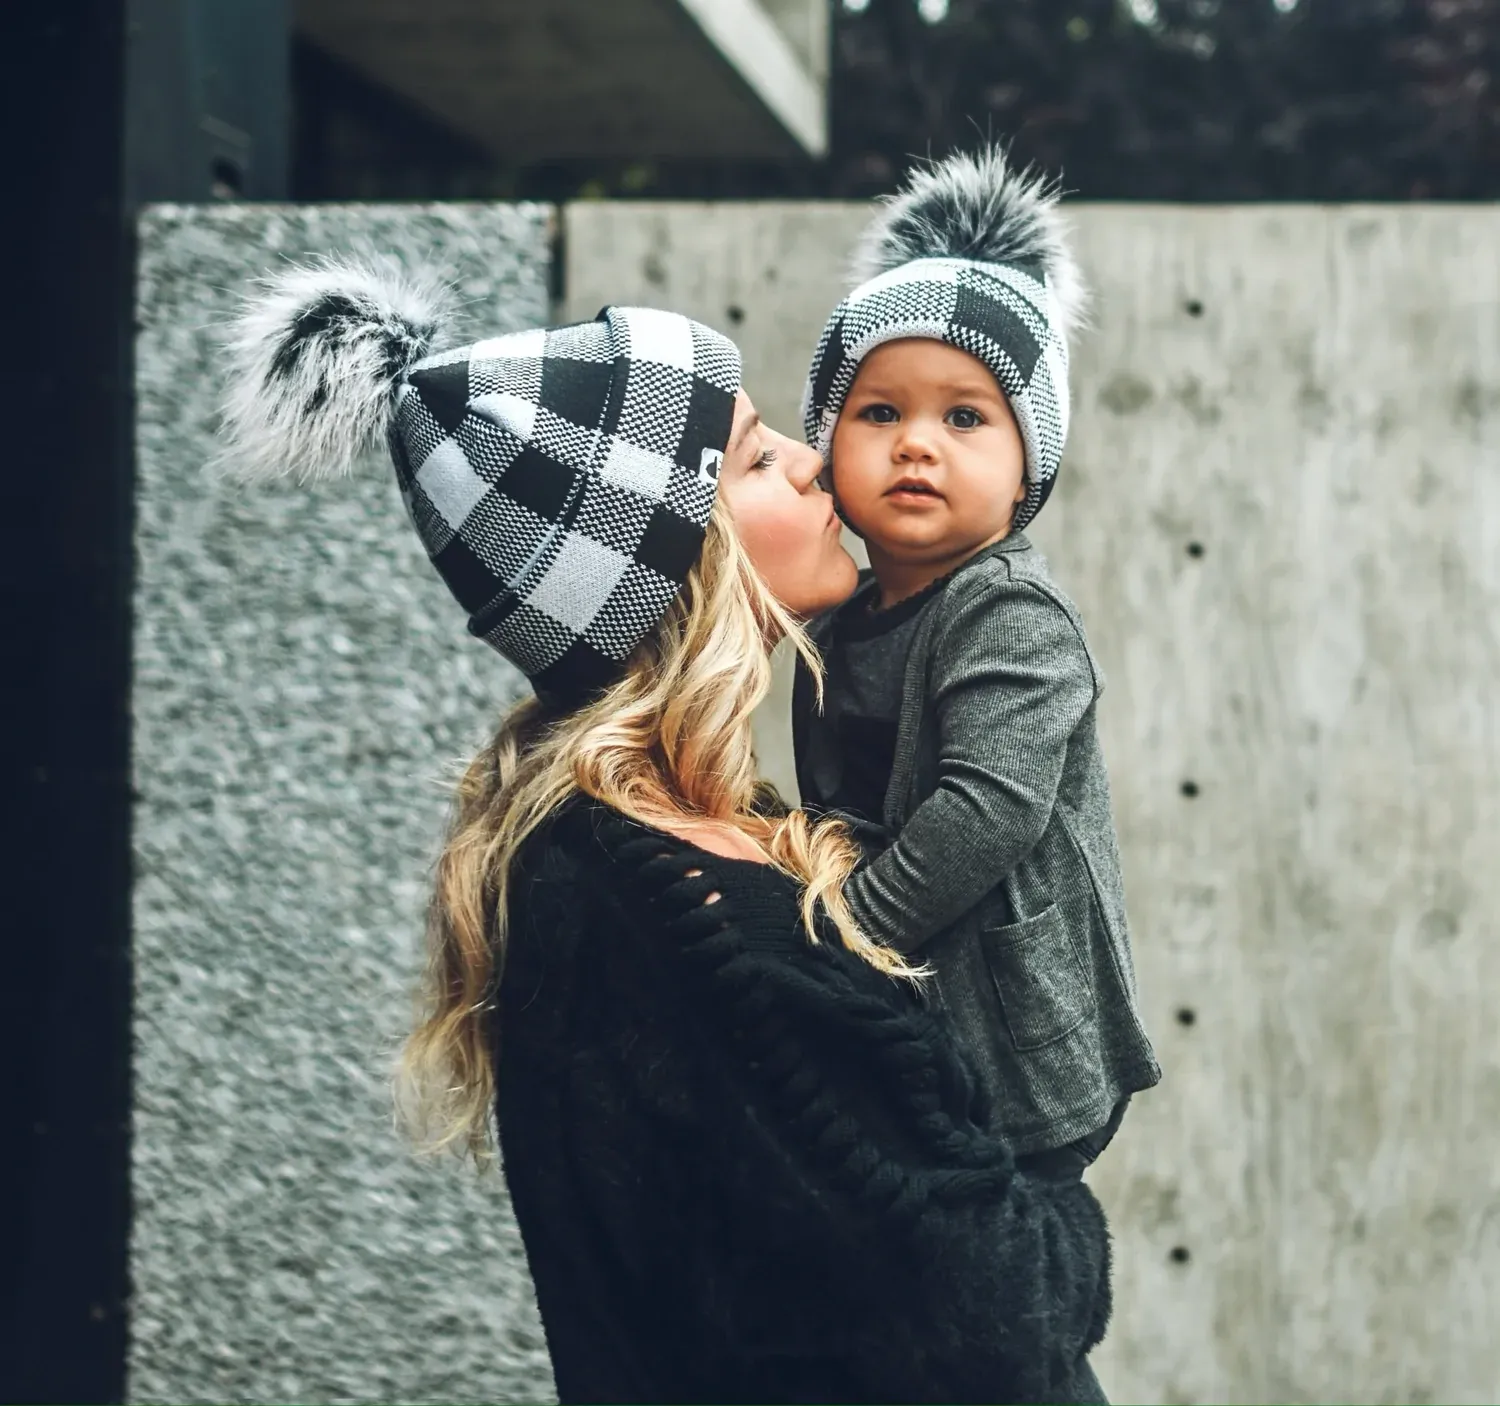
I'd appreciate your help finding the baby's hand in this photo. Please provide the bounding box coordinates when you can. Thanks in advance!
[828,809,894,865]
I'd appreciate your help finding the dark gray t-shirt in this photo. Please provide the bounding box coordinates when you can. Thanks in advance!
[804,575,944,824]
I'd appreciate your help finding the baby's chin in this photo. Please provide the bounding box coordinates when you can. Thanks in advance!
[856,520,971,558]
[863,522,1015,567]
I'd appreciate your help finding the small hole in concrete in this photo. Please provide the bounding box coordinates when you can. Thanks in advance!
[1180,780,1200,798]
[1184,298,1204,317]
[1176,1007,1196,1026]
[1169,1245,1191,1265]
[727,304,746,325]
[1186,541,1205,558]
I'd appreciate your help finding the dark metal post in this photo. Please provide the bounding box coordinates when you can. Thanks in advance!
[3,3,286,1400]
[127,0,290,202]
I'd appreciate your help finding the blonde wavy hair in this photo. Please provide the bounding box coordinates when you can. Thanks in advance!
[398,496,919,1159]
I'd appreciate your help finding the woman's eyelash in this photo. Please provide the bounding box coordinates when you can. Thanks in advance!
[752,448,778,470]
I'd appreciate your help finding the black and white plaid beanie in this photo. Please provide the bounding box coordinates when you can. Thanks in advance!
[803,147,1086,533]
[218,258,742,703]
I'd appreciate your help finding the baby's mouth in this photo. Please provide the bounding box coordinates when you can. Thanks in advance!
[886,477,943,499]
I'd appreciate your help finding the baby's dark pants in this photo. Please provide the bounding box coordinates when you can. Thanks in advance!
[1014,1097,1130,1183]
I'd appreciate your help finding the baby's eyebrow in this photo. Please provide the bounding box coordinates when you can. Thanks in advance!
[929,378,1005,395]
[854,382,1001,399]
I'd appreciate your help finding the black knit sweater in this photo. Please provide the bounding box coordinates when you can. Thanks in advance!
[494,797,1112,1405]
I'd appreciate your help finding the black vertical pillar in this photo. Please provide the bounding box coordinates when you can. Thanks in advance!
[3,4,285,1401]
[5,4,136,1399]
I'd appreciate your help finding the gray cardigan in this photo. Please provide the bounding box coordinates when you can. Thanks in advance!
[793,533,1161,1154]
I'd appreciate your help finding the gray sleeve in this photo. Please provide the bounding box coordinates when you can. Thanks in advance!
[844,566,1097,952]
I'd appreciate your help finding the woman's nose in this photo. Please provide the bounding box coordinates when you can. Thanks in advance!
[782,439,826,493]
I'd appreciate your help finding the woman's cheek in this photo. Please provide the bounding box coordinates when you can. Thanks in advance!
[739,494,796,574]
[769,505,806,571]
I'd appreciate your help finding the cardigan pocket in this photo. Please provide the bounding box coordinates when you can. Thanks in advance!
[980,904,1096,1052]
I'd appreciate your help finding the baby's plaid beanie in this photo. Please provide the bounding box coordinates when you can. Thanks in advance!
[218,258,741,703]
[803,146,1086,533]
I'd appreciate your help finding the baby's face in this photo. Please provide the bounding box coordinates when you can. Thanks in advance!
[830,339,1026,571]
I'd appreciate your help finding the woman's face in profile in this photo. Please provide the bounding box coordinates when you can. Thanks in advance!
[719,391,858,619]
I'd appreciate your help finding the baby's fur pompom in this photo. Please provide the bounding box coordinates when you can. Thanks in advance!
[849,146,1087,337]
[216,254,453,482]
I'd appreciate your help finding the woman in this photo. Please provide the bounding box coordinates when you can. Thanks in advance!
[221,261,1112,1404]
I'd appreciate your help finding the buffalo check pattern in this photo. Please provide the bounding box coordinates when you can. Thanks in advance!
[389,307,741,701]
[802,256,1071,533]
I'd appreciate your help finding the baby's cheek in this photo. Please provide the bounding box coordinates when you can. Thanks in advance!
[826,476,873,535]
[829,452,875,507]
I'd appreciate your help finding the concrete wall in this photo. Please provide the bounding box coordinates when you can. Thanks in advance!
[564,202,1500,1404]
[131,204,556,1403]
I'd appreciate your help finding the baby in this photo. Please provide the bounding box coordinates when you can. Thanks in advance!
[794,148,1160,1175]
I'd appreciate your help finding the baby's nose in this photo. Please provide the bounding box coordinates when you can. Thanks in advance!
[896,431,939,461]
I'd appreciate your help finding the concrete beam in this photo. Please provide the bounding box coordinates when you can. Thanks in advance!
[295,0,827,162]
[759,0,831,84]
[676,0,827,156]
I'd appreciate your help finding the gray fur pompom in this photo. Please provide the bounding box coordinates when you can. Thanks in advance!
[215,255,453,482]
[849,146,1087,336]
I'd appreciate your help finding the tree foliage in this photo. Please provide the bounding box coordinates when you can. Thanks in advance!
[831,0,1500,198]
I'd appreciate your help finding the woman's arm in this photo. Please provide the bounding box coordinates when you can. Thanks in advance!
[600,820,1111,1403]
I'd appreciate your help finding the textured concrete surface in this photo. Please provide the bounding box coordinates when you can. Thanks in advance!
[564,202,1500,1404]
[131,204,555,1404]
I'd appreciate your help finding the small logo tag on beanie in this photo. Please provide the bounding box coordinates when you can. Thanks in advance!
[699,447,724,484]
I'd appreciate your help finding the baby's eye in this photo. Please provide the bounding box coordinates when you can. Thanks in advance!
[946,406,984,430]
[858,403,899,424]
